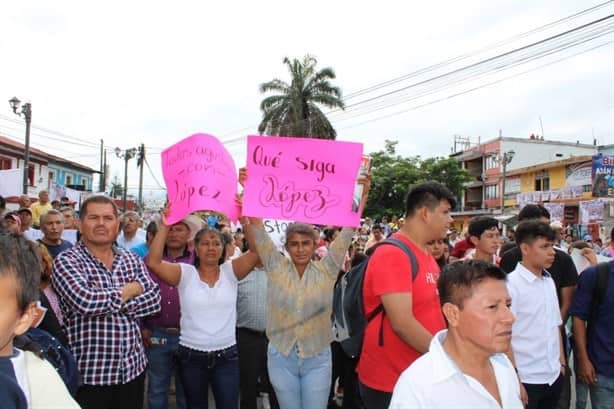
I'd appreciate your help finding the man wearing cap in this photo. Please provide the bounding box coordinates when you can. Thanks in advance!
[142,215,202,409]
[17,207,43,242]
[30,189,53,229]
[3,211,22,234]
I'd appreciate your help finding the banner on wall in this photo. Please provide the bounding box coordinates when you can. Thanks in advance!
[592,154,614,197]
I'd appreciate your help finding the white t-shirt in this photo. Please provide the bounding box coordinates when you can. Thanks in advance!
[178,261,238,351]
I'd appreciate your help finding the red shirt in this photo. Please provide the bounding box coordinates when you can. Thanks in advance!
[357,233,445,392]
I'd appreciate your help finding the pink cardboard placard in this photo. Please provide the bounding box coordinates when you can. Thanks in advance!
[243,135,364,227]
[161,133,239,224]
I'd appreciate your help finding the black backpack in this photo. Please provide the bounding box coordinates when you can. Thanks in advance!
[587,261,611,336]
[332,237,418,358]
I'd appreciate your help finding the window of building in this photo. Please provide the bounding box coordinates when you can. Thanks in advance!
[66,175,72,186]
[485,184,499,199]
[82,178,87,189]
[535,170,550,191]
[28,165,35,187]
[0,157,11,170]
[485,155,499,170]
[48,171,55,189]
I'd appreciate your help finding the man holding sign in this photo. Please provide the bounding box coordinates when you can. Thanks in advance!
[240,163,371,409]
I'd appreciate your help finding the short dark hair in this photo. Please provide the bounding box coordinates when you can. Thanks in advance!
[0,195,5,211]
[518,204,550,222]
[371,224,383,232]
[438,260,506,308]
[80,195,119,220]
[405,182,457,218]
[145,221,158,240]
[610,226,614,242]
[193,227,227,267]
[468,216,499,239]
[515,220,555,246]
[0,231,40,312]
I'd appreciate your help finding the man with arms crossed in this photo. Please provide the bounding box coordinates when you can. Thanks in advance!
[52,195,161,409]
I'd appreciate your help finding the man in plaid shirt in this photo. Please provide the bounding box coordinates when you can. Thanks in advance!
[52,195,161,409]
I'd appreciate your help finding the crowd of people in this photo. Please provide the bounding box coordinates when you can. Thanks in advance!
[0,177,612,409]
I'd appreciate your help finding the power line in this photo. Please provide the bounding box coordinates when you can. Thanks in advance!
[340,0,614,100]
[337,37,614,131]
[331,20,614,122]
[143,156,165,190]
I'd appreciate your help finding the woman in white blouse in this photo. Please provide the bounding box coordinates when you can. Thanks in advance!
[147,211,259,409]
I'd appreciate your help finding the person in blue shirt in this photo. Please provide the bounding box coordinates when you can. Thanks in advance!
[570,260,614,409]
[132,221,159,258]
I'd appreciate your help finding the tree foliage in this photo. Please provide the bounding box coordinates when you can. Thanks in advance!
[364,140,473,219]
[258,55,344,139]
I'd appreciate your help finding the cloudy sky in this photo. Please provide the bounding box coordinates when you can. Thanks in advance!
[1,0,613,201]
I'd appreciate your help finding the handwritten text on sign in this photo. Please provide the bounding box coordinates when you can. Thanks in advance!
[161,133,239,224]
[243,135,363,227]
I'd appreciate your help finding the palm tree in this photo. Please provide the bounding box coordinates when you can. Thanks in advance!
[258,55,344,140]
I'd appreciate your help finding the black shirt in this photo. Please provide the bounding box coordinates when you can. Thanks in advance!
[500,245,578,305]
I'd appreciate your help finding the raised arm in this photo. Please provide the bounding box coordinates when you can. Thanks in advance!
[146,212,182,286]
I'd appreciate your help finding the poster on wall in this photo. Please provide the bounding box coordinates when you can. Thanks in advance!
[579,199,605,225]
[543,203,565,223]
[592,154,614,197]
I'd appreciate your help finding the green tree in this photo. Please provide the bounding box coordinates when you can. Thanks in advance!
[258,55,344,139]
[364,140,472,219]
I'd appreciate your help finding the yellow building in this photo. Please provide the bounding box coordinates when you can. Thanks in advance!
[504,155,593,228]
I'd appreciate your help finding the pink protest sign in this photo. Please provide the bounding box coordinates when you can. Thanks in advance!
[243,135,364,227]
[162,133,239,224]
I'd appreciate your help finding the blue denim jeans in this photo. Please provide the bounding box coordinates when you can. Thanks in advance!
[590,373,614,409]
[146,327,186,409]
[267,343,331,409]
[178,344,240,409]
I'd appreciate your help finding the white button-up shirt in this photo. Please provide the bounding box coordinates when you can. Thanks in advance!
[507,262,562,385]
[390,330,523,409]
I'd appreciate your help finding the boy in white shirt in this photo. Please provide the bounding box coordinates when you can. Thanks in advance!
[0,231,79,409]
[507,220,565,409]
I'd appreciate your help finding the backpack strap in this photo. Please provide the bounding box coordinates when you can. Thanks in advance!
[588,261,611,335]
[365,237,419,346]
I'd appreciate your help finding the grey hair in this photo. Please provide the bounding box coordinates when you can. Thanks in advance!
[40,209,64,225]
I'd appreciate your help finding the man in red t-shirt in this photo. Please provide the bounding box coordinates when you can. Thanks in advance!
[357,182,456,409]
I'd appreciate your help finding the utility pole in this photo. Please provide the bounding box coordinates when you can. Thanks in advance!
[115,147,137,212]
[9,98,32,195]
[99,139,105,192]
[500,150,516,213]
[103,149,107,193]
[137,143,145,214]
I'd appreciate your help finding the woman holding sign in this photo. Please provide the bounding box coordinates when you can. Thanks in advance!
[242,169,371,409]
[146,209,260,409]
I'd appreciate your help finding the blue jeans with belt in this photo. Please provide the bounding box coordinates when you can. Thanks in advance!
[178,344,240,409]
[146,326,186,409]
[267,343,332,409]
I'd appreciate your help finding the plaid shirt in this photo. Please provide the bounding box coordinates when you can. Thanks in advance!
[52,241,161,386]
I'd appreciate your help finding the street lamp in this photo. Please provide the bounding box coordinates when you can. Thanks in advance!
[500,150,515,213]
[8,97,32,195]
[115,147,138,212]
